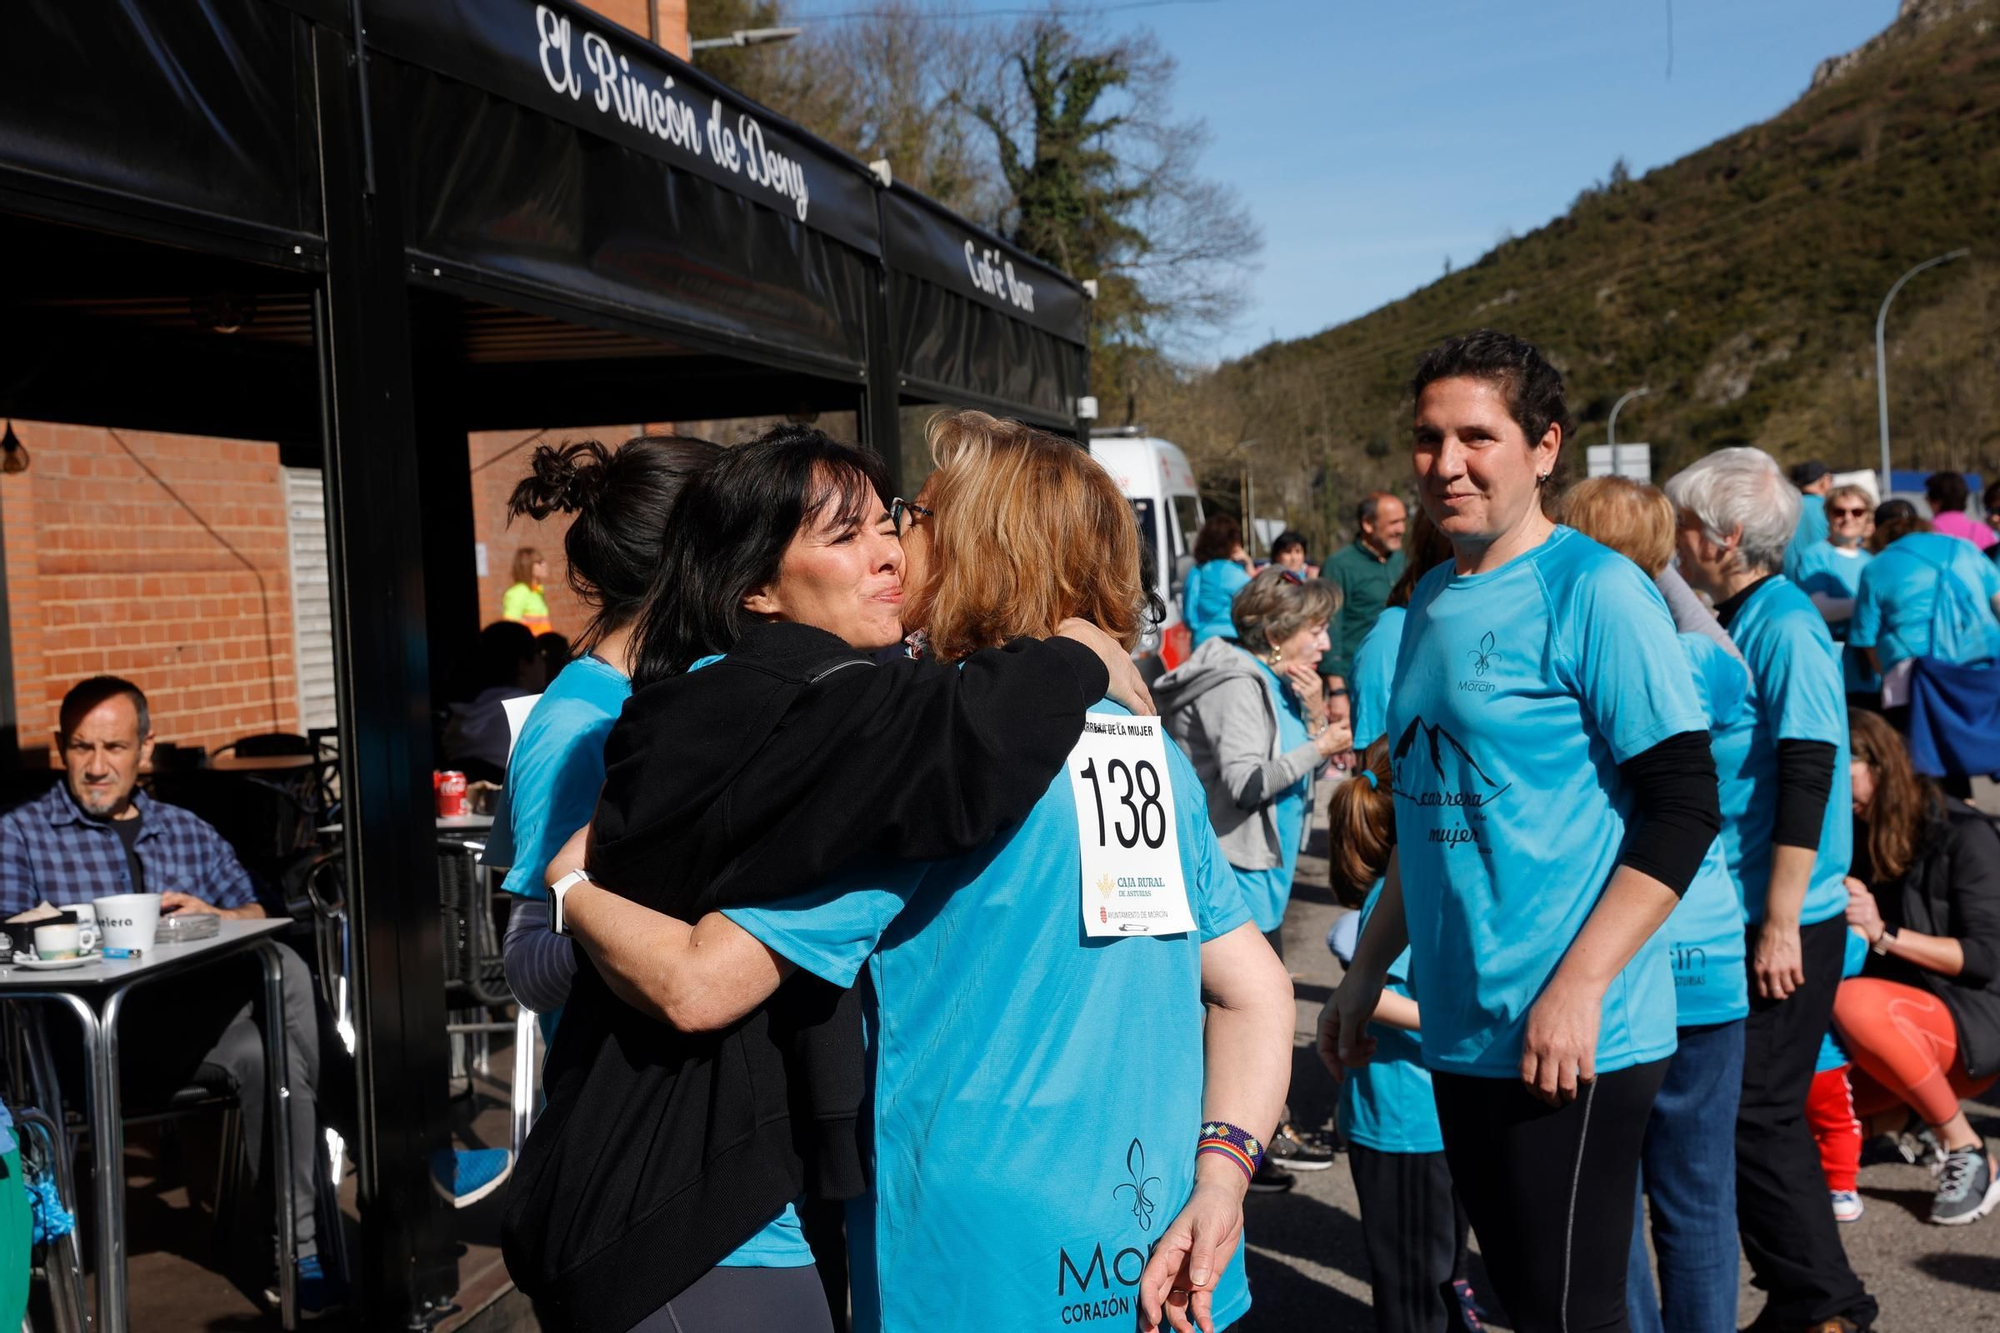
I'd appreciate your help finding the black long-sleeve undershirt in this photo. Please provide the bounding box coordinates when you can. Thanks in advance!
[1616,730,1723,896]
[1774,739,1837,851]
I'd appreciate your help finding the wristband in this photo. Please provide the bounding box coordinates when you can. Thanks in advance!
[1197,1122,1264,1180]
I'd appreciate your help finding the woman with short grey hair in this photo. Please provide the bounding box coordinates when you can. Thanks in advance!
[1156,566,1351,1185]
[1665,446,1878,1331]
[1157,569,1346,955]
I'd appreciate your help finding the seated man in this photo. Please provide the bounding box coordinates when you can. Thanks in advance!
[0,676,334,1313]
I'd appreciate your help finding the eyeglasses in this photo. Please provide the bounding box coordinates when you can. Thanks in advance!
[1829,507,1868,518]
[889,497,934,537]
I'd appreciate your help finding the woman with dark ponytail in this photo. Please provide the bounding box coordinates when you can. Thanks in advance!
[493,435,722,1088]
[1321,738,1485,1333]
[1330,331,1721,1332]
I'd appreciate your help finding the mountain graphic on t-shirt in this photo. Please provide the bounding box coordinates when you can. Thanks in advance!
[1392,715,1508,792]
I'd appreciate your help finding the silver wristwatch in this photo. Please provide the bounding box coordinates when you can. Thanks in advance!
[549,868,592,937]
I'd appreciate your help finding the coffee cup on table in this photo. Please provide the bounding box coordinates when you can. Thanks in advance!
[56,903,98,952]
[94,893,162,953]
[33,923,81,960]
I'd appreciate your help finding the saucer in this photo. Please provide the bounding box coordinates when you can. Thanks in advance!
[10,952,97,970]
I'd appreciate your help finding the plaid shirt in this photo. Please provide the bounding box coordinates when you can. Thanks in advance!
[0,784,257,918]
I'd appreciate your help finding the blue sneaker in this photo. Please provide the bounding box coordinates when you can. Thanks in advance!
[267,1254,348,1319]
[431,1147,513,1208]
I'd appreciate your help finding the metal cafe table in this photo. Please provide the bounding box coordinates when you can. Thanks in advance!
[0,918,298,1331]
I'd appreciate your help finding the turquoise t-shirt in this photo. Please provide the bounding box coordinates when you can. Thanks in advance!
[1790,540,1879,693]
[1722,578,1852,929]
[1783,501,1830,581]
[1350,606,1406,750]
[1183,559,1251,647]
[1338,883,1442,1154]
[1850,531,2000,670]
[1230,654,1313,932]
[1815,927,1872,1072]
[499,654,630,1046]
[727,699,1256,1333]
[1386,526,1703,1077]
[500,655,630,902]
[1665,634,1752,1027]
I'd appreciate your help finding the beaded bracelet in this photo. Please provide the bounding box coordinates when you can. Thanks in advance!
[1196,1122,1264,1180]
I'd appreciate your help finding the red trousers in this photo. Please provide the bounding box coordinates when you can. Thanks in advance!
[1806,1065,1861,1193]
[1833,976,1997,1127]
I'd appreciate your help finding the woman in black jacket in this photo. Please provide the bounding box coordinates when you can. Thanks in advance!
[501,426,1148,1330]
[1836,708,2000,1225]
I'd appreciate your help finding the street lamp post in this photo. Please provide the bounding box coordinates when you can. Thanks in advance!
[1238,438,1260,558]
[1607,386,1650,479]
[1877,249,1970,495]
[689,26,803,51]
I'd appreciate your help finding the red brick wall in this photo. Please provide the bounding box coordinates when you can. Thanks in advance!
[470,426,644,646]
[576,0,690,57]
[0,423,299,757]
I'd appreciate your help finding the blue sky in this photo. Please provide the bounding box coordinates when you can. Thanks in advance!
[796,0,1901,359]
[1135,0,1896,356]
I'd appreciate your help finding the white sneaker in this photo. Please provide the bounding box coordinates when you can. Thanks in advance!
[1830,1189,1864,1223]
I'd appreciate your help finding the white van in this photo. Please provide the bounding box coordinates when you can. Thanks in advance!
[1089,428,1205,678]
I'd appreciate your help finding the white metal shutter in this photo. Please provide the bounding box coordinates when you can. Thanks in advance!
[284,467,339,733]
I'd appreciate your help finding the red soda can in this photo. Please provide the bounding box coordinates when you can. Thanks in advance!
[436,770,469,818]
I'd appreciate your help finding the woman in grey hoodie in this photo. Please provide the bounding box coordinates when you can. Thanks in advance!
[1156,568,1351,951]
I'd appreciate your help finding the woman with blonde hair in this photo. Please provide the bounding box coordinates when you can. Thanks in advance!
[505,422,1153,1331]
[1562,474,1755,1333]
[1790,483,1881,706]
[542,411,1296,1333]
[503,546,554,636]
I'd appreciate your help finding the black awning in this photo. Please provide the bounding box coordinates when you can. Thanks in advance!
[365,0,880,257]
[389,57,875,375]
[879,186,1088,426]
[0,0,321,248]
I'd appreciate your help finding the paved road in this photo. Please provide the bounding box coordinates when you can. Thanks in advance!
[1233,788,2000,1330]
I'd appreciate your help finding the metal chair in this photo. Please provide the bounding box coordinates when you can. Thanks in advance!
[14,1104,87,1333]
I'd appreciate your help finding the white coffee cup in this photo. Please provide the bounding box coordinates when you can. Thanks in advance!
[33,923,81,960]
[57,903,98,952]
[94,893,162,953]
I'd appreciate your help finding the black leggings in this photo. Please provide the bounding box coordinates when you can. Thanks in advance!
[626,1265,835,1333]
[1346,1145,1478,1333]
[1432,1059,1668,1333]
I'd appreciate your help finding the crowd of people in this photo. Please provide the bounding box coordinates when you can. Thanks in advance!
[13,323,2000,1332]
[485,332,2000,1333]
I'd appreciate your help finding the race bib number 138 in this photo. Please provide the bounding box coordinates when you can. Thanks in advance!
[1065,715,1196,937]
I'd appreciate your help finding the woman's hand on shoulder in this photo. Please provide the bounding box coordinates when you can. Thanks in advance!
[1057,618,1155,716]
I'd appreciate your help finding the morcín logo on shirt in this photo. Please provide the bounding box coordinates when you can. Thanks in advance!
[1391,715,1511,851]
[1051,1139,1165,1326]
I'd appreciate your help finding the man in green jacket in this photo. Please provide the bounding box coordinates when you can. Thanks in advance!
[1318,491,1406,691]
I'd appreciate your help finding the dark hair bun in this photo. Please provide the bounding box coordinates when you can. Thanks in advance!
[508,439,612,522]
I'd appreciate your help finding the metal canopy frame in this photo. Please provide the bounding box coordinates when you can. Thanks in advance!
[0,2,1088,1323]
